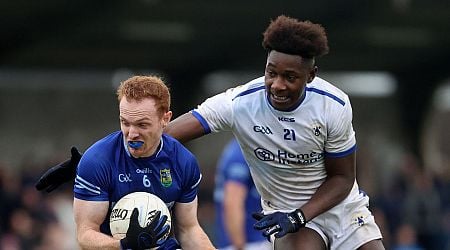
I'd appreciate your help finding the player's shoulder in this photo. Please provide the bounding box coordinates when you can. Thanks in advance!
[306,77,350,106]
[77,131,122,176]
[161,134,201,184]
[161,133,188,150]
[228,76,265,100]
[84,131,122,158]
[161,134,197,160]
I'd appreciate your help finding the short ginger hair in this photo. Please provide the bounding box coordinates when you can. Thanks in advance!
[116,75,171,116]
[262,15,329,59]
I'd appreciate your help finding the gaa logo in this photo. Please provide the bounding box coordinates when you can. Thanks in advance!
[253,125,273,135]
[118,173,132,183]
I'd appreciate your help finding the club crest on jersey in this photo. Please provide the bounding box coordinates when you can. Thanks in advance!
[312,124,322,136]
[351,213,367,228]
[160,169,172,187]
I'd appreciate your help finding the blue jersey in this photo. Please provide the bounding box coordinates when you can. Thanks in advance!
[213,139,265,248]
[74,131,202,235]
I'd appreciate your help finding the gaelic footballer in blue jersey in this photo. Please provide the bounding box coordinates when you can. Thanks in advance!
[73,76,215,250]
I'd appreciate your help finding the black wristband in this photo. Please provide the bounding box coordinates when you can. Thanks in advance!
[294,209,306,226]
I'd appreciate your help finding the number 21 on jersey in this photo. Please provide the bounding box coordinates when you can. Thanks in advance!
[283,129,296,141]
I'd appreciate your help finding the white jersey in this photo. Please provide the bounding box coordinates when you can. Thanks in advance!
[193,76,359,212]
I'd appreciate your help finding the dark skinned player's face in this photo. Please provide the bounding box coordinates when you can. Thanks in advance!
[264,50,317,111]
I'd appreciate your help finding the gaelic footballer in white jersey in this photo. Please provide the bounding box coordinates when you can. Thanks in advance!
[191,76,382,248]
[192,76,359,212]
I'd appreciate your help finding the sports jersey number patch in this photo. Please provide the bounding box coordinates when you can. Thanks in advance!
[283,129,296,141]
[142,175,151,187]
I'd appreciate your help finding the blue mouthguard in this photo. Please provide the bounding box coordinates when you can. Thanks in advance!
[128,141,144,149]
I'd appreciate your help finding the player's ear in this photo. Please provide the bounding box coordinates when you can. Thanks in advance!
[162,111,172,128]
[307,66,318,83]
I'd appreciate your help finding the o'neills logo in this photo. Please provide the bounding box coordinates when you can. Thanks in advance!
[136,168,152,174]
[110,208,129,220]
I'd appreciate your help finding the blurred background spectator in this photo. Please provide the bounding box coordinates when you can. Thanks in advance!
[392,223,425,250]
[1,1,449,249]
[213,139,270,250]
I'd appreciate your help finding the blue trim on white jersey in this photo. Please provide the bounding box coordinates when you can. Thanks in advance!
[325,144,356,158]
[191,110,211,134]
[232,85,265,101]
[306,87,345,106]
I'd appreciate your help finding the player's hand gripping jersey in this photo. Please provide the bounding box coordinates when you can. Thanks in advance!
[192,76,359,212]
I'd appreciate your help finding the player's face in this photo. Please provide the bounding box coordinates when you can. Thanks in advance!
[119,97,172,158]
[264,50,316,111]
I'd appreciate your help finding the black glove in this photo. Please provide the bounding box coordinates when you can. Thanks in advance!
[120,208,170,250]
[35,146,82,192]
[253,209,306,239]
[157,237,180,250]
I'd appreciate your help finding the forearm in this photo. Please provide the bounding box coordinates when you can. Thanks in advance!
[77,229,121,250]
[301,175,354,221]
[224,203,246,249]
[165,113,205,143]
[177,224,216,250]
[225,214,246,249]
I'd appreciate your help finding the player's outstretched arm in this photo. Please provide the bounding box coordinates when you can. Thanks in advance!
[35,146,82,192]
[164,112,205,143]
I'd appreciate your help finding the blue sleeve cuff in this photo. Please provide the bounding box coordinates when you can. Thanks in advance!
[325,144,356,158]
[191,110,211,134]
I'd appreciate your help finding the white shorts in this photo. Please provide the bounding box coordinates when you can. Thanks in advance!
[268,189,382,250]
[305,191,382,249]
